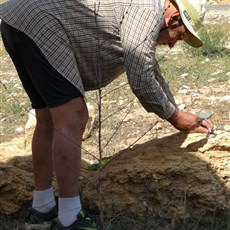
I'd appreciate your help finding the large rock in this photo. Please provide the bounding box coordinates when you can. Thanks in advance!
[81,131,229,218]
[0,138,34,214]
[0,164,34,215]
[0,126,229,218]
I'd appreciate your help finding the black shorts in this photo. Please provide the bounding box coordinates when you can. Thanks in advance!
[1,21,82,109]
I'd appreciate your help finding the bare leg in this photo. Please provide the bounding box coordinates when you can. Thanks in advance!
[50,97,89,197]
[32,108,54,190]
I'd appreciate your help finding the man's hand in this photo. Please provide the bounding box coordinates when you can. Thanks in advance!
[167,110,214,134]
[190,119,214,134]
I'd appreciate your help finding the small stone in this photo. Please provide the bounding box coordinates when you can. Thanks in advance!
[15,127,24,134]
[180,73,189,78]
[156,122,163,130]
[178,104,186,110]
[224,125,230,132]
[223,95,230,101]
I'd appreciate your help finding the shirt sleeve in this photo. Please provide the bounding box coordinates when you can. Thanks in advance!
[119,5,177,119]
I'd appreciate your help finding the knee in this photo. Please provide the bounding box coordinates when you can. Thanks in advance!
[52,98,89,135]
[62,104,89,135]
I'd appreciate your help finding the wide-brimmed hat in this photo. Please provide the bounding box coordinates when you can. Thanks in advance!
[174,0,207,47]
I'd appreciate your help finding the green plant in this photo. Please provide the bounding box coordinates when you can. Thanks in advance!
[183,25,229,57]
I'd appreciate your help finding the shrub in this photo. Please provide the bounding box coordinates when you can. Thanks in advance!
[183,25,229,57]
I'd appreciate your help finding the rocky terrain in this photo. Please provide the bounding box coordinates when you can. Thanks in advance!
[0,1,229,229]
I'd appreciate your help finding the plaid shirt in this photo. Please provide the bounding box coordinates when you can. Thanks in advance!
[0,0,177,119]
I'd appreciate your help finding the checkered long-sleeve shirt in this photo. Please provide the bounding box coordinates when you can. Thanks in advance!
[0,0,177,119]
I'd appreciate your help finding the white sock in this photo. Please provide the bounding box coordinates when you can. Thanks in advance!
[32,188,56,213]
[58,196,82,227]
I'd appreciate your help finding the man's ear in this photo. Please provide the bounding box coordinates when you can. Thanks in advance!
[168,12,180,26]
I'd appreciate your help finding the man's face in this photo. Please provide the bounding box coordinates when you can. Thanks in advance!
[156,21,191,48]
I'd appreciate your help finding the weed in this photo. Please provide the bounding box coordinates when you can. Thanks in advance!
[183,24,230,58]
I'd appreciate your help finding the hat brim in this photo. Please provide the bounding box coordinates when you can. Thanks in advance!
[174,0,203,47]
[184,32,203,47]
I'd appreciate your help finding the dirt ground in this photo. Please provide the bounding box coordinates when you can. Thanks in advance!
[0,2,229,229]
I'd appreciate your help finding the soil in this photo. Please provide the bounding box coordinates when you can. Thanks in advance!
[0,2,229,229]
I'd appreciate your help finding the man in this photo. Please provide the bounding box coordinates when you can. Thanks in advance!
[0,0,213,229]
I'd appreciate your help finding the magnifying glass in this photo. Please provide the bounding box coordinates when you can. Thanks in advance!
[197,108,214,134]
[197,108,212,120]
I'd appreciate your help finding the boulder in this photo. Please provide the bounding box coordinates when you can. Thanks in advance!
[0,119,229,218]
[81,131,229,218]
[0,163,33,214]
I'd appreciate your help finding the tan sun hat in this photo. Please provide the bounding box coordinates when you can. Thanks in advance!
[174,0,207,47]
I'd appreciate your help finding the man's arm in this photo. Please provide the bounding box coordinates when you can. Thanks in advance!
[118,4,213,133]
[119,5,175,118]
